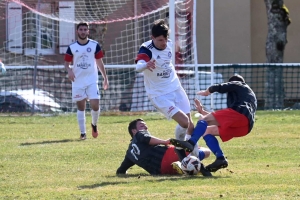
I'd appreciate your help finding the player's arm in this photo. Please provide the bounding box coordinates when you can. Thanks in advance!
[95,58,109,90]
[194,99,210,116]
[116,156,135,175]
[149,136,170,146]
[95,44,109,90]
[136,131,170,146]
[135,46,156,72]
[64,47,75,82]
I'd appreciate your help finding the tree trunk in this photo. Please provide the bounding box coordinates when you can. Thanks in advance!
[264,0,290,110]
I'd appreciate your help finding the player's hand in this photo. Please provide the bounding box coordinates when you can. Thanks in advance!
[164,139,171,145]
[197,90,210,96]
[67,69,75,82]
[146,60,156,72]
[194,99,204,113]
[103,78,109,90]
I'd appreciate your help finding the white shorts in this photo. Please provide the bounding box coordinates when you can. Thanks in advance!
[72,83,100,102]
[149,88,191,120]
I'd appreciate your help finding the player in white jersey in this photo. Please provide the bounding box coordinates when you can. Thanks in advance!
[64,22,109,140]
[135,19,199,159]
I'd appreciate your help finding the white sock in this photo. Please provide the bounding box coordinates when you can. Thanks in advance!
[185,134,191,141]
[91,108,100,126]
[77,110,86,134]
[174,124,187,140]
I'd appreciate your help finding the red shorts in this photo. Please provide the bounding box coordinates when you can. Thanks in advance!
[160,146,180,175]
[212,108,249,142]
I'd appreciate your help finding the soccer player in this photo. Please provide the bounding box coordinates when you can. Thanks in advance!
[64,22,109,140]
[116,118,212,176]
[134,19,196,157]
[171,74,257,172]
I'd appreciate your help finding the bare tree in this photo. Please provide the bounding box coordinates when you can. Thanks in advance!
[264,0,291,109]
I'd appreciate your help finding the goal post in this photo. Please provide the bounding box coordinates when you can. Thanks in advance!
[0,0,203,113]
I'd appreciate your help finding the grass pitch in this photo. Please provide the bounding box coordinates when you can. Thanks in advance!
[0,110,300,199]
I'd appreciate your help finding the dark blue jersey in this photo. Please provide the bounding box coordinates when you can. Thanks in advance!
[116,130,168,175]
[209,81,257,132]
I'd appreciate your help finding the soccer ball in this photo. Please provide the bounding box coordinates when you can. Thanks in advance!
[181,155,201,175]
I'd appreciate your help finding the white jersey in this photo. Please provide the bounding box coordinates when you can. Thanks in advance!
[137,40,182,98]
[65,39,103,88]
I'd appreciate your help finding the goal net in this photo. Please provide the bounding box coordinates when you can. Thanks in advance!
[0,0,206,113]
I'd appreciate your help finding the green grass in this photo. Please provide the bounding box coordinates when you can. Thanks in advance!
[0,111,300,199]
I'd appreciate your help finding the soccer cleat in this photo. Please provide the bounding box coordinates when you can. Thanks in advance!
[170,138,194,152]
[171,161,184,175]
[206,158,228,172]
[80,133,86,140]
[199,163,213,177]
[91,123,98,138]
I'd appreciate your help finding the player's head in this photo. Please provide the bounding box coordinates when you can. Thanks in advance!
[76,22,89,40]
[128,118,147,138]
[229,74,245,83]
[151,19,169,49]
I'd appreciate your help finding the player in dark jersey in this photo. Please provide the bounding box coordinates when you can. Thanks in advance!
[171,74,257,173]
[116,119,212,176]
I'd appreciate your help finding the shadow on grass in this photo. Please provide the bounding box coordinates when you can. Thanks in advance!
[78,174,229,189]
[20,139,79,146]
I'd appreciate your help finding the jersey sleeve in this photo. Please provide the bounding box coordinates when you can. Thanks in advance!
[116,156,135,174]
[135,131,151,144]
[95,43,104,59]
[64,46,73,62]
[135,46,152,63]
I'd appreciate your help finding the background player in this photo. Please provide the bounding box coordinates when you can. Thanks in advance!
[64,22,109,140]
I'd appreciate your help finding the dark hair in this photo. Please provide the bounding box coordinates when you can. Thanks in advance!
[77,22,89,30]
[151,19,169,38]
[228,74,245,83]
[128,118,144,138]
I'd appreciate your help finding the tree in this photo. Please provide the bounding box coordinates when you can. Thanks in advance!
[264,0,291,109]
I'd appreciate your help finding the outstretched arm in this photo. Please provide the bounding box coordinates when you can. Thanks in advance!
[116,156,135,175]
[149,136,170,146]
[194,99,210,116]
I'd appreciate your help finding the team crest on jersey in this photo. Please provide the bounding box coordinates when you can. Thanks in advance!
[168,52,172,58]
[87,47,91,52]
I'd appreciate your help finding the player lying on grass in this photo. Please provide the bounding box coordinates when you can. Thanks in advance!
[116,118,212,176]
[170,74,257,173]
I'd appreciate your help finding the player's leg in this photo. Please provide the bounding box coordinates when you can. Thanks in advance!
[203,127,228,172]
[87,83,101,138]
[73,86,87,140]
[202,109,236,172]
[170,120,208,152]
[76,99,87,140]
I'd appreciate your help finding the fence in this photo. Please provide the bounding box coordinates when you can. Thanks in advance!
[0,64,299,113]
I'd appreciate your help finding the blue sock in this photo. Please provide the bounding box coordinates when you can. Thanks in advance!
[198,149,205,161]
[188,120,207,145]
[203,134,224,159]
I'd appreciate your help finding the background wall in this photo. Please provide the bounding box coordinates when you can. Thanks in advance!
[197,0,300,64]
